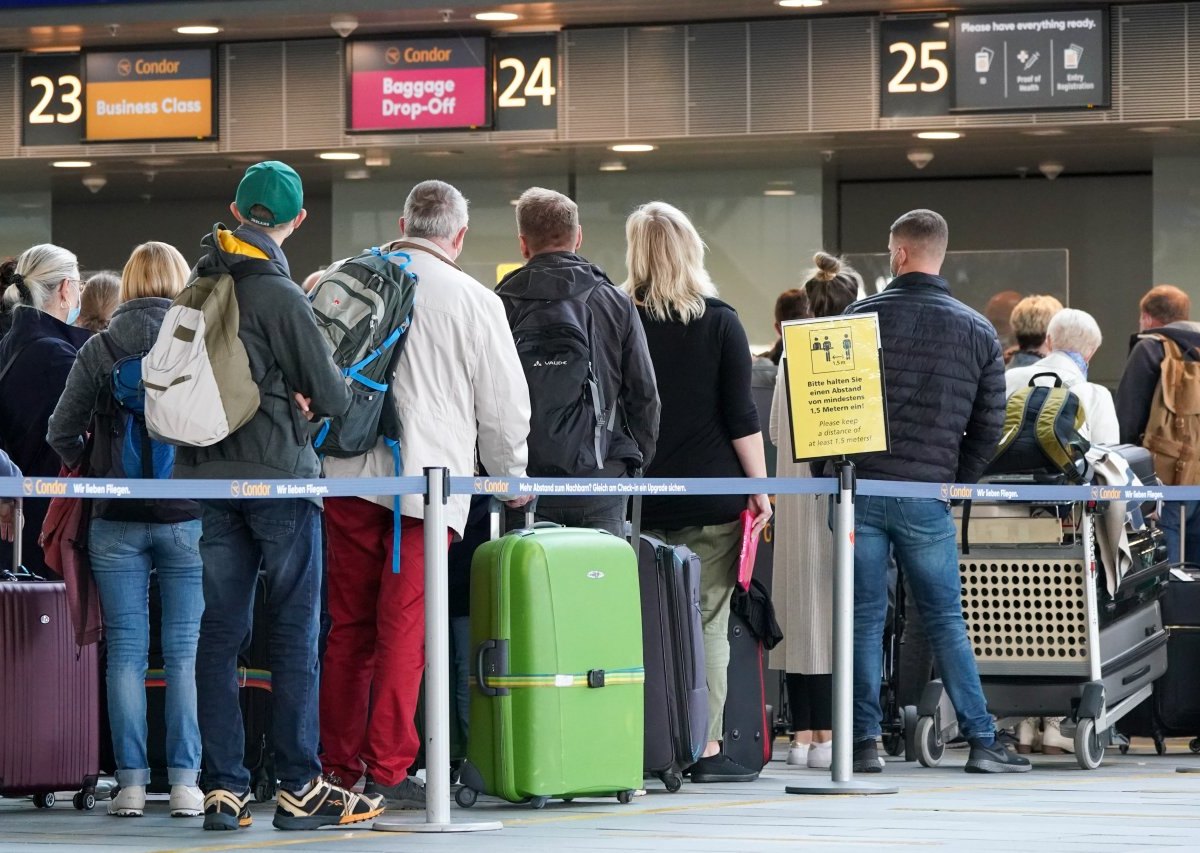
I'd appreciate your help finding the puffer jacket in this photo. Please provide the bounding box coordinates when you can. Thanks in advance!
[844,272,1005,484]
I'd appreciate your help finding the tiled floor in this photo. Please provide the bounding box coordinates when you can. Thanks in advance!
[3,741,1200,852]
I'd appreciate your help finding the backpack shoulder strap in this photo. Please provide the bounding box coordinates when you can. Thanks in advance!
[0,342,30,388]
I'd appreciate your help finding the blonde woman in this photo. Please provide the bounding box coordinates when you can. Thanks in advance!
[48,243,204,819]
[1007,294,1064,368]
[622,201,772,783]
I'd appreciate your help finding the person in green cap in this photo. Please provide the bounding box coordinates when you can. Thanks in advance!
[177,161,383,831]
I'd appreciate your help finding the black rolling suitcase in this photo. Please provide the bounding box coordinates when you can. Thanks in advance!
[637,532,708,791]
[722,578,783,775]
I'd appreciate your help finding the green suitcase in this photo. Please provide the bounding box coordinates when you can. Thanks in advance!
[456,523,644,808]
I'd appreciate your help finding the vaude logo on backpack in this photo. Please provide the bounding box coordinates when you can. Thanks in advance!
[988,372,1091,482]
[510,286,612,476]
[1142,334,1200,485]
[143,270,260,447]
[310,246,418,458]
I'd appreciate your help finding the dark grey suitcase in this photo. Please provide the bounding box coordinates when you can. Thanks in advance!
[637,534,707,791]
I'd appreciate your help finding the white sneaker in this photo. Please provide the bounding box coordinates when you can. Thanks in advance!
[807,740,833,769]
[786,742,810,766]
[108,785,146,817]
[170,785,204,817]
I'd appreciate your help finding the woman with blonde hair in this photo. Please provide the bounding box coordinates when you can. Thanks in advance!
[622,201,773,783]
[77,270,122,333]
[48,242,205,819]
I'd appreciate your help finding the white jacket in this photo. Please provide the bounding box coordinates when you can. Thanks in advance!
[322,237,531,535]
[1005,350,1119,446]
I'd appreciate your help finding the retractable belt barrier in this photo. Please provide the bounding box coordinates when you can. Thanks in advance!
[0,474,1192,502]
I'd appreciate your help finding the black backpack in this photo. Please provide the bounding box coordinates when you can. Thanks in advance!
[508,285,611,476]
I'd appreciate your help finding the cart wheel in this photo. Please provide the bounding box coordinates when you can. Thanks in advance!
[72,791,95,811]
[1075,718,1104,770]
[454,786,477,808]
[617,790,634,805]
[529,796,549,810]
[1119,742,1130,755]
[254,779,276,803]
[902,706,919,762]
[662,771,683,793]
[915,715,945,768]
[1190,738,1200,754]
[1154,735,1167,756]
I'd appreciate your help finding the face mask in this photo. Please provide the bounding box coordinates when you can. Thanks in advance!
[65,281,81,326]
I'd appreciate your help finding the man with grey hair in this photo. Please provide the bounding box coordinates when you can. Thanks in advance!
[842,208,1026,774]
[496,187,660,533]
[320,179,532,808]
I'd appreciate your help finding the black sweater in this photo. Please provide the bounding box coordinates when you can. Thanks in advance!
[639,297,760,530]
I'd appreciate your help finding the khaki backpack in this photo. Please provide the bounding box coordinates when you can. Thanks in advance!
[1142,335,1200,485]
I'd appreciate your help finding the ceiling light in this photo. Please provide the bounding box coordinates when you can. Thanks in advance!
[933,21,950,29]
[474,12,520,21]
[609,143,656,153]
[776,0,825,7]
[423,150,462,157]
[52,160,92,168]
[1132,126,1177,134]
[509,199,520,206]
[344,168,370,180]
[763,189,797,197]
[318,151,362,161]
[1023,128,1067,136]
[174,25,222,36]
[26,45,81,53]
[599,160,627,172]
[914,131,962,140]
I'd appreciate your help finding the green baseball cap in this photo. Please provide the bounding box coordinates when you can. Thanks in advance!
[235,161,303,227]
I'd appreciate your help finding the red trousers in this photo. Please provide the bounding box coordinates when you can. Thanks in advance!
[320,498,446,787]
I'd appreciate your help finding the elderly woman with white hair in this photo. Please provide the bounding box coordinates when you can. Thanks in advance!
[1005,307,1119,446]
[1003,307,1116,756]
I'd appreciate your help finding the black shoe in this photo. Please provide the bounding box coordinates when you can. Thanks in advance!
[273,777,385,830]
[965,737,1033,773]
[202,789,252,831]
[687,754,759,783]
[853,739,884,774]
[364,775,426,810]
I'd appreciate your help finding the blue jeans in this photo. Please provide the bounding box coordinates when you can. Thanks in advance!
[450,615,470,739]
[1160,501,1200,564]
[89,518,204,788]
[853,497,993,742]
[195,499,323,794]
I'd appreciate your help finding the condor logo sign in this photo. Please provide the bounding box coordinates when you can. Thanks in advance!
[1091,486,1123,501]
[85,48,214,142]
[943,485,973,500]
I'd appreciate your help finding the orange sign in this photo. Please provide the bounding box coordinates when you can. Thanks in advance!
[85,49,214,141]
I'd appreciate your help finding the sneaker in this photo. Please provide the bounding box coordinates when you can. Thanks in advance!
[687,753,759,783]
[108,785,146,817]
[273,776,385,831]
[852,739,884,774]
[203,789,253,831]
[807,740,832,770]
[1041,717,1075,755]
[170,785,204,818]
[965,737,1033,773]
[786,742,810,766]
[364,775,425,810]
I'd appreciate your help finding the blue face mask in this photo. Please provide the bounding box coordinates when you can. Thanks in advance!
[65,281,81,326]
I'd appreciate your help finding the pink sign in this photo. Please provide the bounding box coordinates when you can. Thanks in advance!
[351,66,487,131]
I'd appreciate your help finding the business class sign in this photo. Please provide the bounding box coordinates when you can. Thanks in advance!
[84,49,215,141]
[348,37,489,132]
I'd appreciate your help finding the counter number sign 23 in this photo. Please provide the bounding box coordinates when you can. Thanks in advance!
[493,35,558,131]
[880,18,953,118]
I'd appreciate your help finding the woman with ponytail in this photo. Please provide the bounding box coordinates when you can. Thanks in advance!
[769,251,861,770]
[0,243,90,577]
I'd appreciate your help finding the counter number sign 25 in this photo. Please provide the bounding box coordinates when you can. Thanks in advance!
[879,18,953,118]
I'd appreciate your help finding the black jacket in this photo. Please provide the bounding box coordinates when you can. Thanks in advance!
[844,272,1005,484]
[1115,321,1200,445]
[496,251,660,475]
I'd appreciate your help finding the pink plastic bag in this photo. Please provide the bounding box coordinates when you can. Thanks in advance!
[737,509,759,592]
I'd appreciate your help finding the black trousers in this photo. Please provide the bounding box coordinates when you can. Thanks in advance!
[787,673,833,732]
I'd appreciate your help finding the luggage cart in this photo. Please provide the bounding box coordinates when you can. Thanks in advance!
[912,500,1169,771]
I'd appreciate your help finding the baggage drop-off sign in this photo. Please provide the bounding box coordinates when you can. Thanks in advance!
[781,313,889,461]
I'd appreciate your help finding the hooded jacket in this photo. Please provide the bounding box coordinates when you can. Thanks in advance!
[0,306,91,576]
[173,224,349,483]
[1115,321,1200,446]
[46,297,199,521]
[844,272,1005,484]
[496,251,660,475]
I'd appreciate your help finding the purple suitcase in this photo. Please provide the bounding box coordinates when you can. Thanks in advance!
[0,499,101,810]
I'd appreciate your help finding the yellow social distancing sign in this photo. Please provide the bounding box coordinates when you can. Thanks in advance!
[781,313,889,461]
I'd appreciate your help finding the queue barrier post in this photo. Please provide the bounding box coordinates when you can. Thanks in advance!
[374,467,502,834]
[786,460,897,796]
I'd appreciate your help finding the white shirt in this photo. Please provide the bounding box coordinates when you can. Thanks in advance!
[1005,350,1120,446]
[322,237,531,535]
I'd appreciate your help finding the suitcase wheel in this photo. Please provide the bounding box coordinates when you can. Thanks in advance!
[254,778,276,803]
[915,715,945,768]
[661,771,683,793]
[529,795,549,810]
[1154,735,1167,756]
[454,786,478,808]
[72,792,95,811]
[1190,738,1200,754]
[33,792,55,809]
[617,790,634,805]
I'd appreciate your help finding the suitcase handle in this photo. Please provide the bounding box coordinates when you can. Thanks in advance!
[487,497,537,540]
[475,638,510,697]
